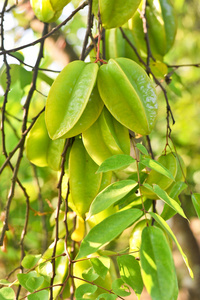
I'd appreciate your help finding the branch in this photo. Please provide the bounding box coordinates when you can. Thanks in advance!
[0,1,88,56]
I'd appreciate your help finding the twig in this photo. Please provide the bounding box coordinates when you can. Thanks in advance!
[80,0,94,60]
[0,1,88,56]
[50,139,70,300]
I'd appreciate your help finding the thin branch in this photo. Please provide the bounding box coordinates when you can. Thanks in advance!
[0,23,48,253]
[50,139,70,300]
[80,0,94,60]
[0,1,88,56]
[0,107,45,175]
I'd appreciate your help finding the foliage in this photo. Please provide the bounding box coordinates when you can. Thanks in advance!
[0,0,200,299]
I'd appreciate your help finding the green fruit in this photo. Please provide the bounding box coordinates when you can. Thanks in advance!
[82,107,130,166]
[30,0,62,23]
[36,239,69,299]
[141,152,178,199]
[129,219,150,257]
[45,61,99,140]
[86,205,118,229]
[130,0,177,58]
[30,0,71,23]
[97,58,158,135]
[105,27,141,63]
[26,112,65,170]
[69,138,102,217]
[93,0,142,29]
[61,85,104,139]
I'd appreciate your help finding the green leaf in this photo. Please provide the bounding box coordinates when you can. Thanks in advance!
[88,180,138,217]
[148,212,193,278]
[76,209,143,259]
[96,293,117,300]
[140,157,175,180]
[192,193,200,218]
[140,226,178,300]
[112,278,131,297]
[27,290,49,300]
[26,276,44,291]
[22,254,42,269]
[136,143,149,156]
[17,271,38,293]
[143,183,187,219]
[161,182,187,220]
[91,257,109,279]
[96,154,135,173]
[117,255,143,298]
[0,279,12,286]
[82,267,99,281]
[0,287,15,300]
[75,284,97,299]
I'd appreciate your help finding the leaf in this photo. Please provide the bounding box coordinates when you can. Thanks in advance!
[22,254,42,269]
[0,279,12,286]
[76,209,143,259]
[136,143,149,156]
[75,284,97,299]
[140,157,175,180]
[0,287,15,300]
[82,267,99,281]
[143,183,187,219]
[27,290,49,300]
[17,271,38,293]
[161,182,187,220]
[148,212,193,278]
[192,193,200,218]
[117,255,143,298]
[112,278,131,297]
[88,180,137,217]
[96,293,117,300]
[91,257,109,279]
[26,276,44,291]
[140,226,178,300]
[96,154,135,173]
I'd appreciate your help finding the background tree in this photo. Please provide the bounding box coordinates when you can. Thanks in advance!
[0,0,200,299]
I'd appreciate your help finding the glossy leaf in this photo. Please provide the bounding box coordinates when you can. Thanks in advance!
[97,58,157,136]
[96,154,135,173]
[22,254,42,269]
[91,258,109,280]
[140,226,178,300]
[88,180,138,217]
[45,61,99,139]
[117,255,143,297]
[192,193,200,218]
[141,152,178,198]
[17,271,38,293]
[148,212,193,278]
[76,209,143,259]
[27,290,49,300]
[143,183,187,219]
[140,157,175,180]
[75,284,97,299]
[136,143,149,156]
[0,287,15,300]
[161,182,187,220]
[82,267,99,281]
[112,278,131,297]
[96,294,117,300]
